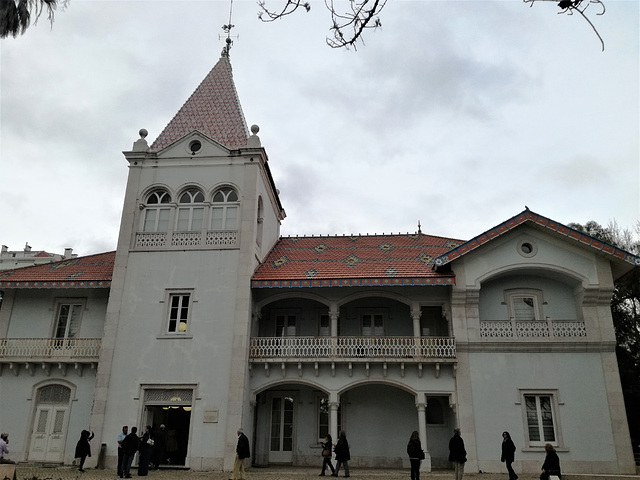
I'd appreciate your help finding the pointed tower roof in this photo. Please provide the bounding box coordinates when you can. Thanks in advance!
[151,53,249,151]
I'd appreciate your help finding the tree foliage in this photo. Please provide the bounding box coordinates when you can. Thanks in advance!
[569,219,640,449]
[258,0,607,50]
[0,0,67,39]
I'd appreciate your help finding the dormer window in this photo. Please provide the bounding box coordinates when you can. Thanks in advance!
[211,187,239,230]
[176,188,205,232]
[143,189,172,232]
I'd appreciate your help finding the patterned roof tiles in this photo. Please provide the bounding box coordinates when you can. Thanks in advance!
[252,234,461,288]
[0,251,115,288]
[151,54,249,152]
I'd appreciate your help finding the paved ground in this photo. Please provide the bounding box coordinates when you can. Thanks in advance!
[4,464,639,480]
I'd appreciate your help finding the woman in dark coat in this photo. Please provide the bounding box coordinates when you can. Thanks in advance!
[332,431,350,478]
[501,431,517,480]
[138,425,154,476]
[74,429,94,472]
[540,443,561,480]
[407,430,423,480]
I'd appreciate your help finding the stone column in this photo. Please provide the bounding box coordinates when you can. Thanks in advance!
[416,399,431,471]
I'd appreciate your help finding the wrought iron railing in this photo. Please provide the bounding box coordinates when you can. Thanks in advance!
[0,338,102,360]
[479,319,587,338]
[249,336,456,360]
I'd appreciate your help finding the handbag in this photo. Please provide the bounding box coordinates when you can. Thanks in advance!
[147,438,155,446]
[322,448,330,457]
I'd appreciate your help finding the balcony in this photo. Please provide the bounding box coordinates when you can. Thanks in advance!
[0,338,101,376]
[249,336,456,363]
[479,319,587,338]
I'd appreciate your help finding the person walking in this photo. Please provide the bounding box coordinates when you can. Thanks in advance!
[0,433,15,464]
[138,425,153,476]
[232,428,251,480]
[74,429,94,472]
[540,443,561,480]
[407,431,424,480]
[501,431,518,480]
[319,434,335,476]
[448,428,466,480]
[117,426,128,478]
[121,426,140,478]
[332,430,350,478]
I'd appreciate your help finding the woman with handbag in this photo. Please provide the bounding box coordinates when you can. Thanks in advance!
[319,434,335,476]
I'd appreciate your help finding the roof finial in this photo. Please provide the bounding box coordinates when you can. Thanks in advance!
[221,0,238,56]
[417,220,422,234]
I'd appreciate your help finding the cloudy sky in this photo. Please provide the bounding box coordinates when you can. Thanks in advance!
[1,0,638,256]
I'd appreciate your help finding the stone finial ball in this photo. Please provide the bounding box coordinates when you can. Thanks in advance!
[139,128,148,138]
[251,124,260,135]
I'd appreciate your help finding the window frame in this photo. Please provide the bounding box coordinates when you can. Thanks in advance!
[518,389,563,449]
[210,186,240,231]
[175,188,206,232]
[52,298,86,339]
[360,309,386,337]
[505,289,544,321]
[161,289,195,338]
[273,311,297,337]
[142,189,172,233]
[316,394,342,442]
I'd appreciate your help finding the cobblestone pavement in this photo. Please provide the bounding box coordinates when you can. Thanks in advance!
[6,465,640,480]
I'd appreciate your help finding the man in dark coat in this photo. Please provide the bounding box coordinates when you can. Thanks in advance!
[121,426,140,478]
[232,428,250,480]
[448,428,466,480]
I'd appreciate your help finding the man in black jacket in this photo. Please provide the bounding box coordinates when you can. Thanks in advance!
[121,426,140,479]
[232,428,250,480]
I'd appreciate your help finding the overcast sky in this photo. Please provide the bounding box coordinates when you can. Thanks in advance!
[1,0,638,256]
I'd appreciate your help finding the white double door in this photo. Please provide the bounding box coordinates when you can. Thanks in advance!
[29,405,68,462]
[268,395,294,463]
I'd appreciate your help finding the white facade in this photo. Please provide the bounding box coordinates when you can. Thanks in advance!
[0,53,638,476]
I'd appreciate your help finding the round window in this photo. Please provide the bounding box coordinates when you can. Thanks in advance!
[189,140,202,154]
[517,239,537,258]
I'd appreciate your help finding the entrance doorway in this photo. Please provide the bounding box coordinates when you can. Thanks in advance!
[268,395,294,463]
[28,384,71,462]
[144,406,191,466]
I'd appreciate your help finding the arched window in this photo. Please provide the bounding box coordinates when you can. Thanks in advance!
[176,188,205,232]
[211,187,239,230]
[143,189,172,232]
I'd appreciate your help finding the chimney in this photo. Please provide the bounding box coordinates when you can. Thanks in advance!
[24,243,31,252]
[64,248,73,259]
[1,245,7,253]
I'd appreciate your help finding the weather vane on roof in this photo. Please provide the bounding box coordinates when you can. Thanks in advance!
[221,0,239,56]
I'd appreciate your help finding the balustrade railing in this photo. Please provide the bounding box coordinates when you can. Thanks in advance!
[480,319,586,338]
[135,230,238,248]
[249,336,456,360]
[0,338,102,360]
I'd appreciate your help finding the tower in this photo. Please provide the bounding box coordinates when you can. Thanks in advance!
[91,49,285,470]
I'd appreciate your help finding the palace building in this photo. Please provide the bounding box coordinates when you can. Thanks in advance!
[0,49,637,475]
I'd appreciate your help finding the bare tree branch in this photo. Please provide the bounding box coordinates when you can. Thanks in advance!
[523,0,606,51]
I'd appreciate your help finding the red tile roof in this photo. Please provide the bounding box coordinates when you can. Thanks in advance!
[151,54,249,151]
[0,251,115,288]
[252,234,462,288]
[434,209,640,270]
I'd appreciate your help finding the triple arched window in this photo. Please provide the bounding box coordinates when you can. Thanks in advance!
[141,186,240,233]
